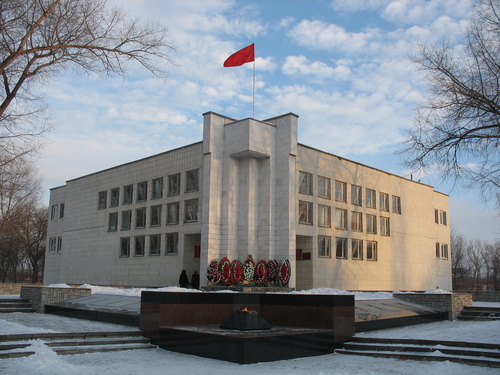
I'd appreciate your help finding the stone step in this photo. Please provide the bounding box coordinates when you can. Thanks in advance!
[0,307,36,313]
[463,306,500,313]
[0,298,35,313]
[52,343,157,355]
[457,315,500,321]
[0,330,143,342]
[0,298,29,303]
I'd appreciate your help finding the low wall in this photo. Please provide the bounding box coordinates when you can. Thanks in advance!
[470,291,500,302]
[20,286,91,313]
[393,293,473,320]
[0,283,42,295]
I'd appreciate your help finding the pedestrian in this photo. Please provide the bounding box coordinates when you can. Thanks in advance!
[179,270,189,288]
[191,270,200,289]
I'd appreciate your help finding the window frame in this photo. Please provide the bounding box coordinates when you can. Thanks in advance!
[366,214,377,234]
[49,237,57,253]
[150,234,161,256]
[51,205,58,220]
[57,237,62,252]
[185,199,198,222]
[351,185,362,206]
[166,233,179,255]
[168,173,181,196]
[152,177,163,199]
[336,237,348,259]
[335,180,347,202]
[123,184,133,205]
[134,236,145,256]
[98,191,107,209]
[110,188,119,207]
[186,169,199,192]
[392,195,402,214]
[59,203,65,218]
[135,207,147,228]
[137,181,148,202]
[317,176,331,199]
[335,208,347,230]
[150,205,162,227]
[351,211,363,232]
[108,212,118,232]
[366,188,376,209]
[299,171,313,195]
[367,241,378,261]
[352,239,363,260]
[318,236,331,258]
[167,202,180,224]
[121,210,131,231]
[441,243,449,259]
[380,216,390,236]
[318,204,331,227]
[120,237,130,257]
[298,201,313,224]
[379,192,389,211]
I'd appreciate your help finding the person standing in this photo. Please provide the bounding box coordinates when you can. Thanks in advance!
[179,270,189,288]
[191,270,200,289]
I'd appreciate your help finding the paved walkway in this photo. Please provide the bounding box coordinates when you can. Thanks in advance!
[50,294,141,315]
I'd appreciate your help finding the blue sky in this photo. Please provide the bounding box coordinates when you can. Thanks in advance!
[38,0,498,242]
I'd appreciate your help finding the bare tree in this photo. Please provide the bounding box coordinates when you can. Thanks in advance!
[403,0,500,208]
[0,0,174,165]
[451,230,470,290]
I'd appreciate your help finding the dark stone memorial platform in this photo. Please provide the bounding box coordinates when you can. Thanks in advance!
[140,291,355,364]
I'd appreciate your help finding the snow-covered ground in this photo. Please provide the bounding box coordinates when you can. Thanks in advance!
[1,286,499,374]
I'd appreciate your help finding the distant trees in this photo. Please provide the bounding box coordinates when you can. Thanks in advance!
[404,0,500,209]
[452,230,500,291]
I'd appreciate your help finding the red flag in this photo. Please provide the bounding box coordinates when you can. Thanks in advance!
[223,44,254,67]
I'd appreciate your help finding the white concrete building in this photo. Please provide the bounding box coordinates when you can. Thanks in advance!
[44,112,452,291]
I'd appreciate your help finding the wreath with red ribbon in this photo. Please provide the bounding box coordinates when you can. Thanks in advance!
[230,260,244,284]
[219,257,231,284]
[278,259,291,286]
[255,260,268,284]
[207,259,220,284]
[267,259,278,285]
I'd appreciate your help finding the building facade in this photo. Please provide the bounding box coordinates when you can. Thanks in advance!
[44,112,452,291]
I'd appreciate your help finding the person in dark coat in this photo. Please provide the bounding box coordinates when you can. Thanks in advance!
[191,270,200,289]
[179,270,189,288]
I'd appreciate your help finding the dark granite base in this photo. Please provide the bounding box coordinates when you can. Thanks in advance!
[157,325,336,364]
[44,305,140,327]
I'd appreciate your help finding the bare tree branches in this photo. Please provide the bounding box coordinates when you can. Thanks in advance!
[403,0,500,208]
[0,0,174,164]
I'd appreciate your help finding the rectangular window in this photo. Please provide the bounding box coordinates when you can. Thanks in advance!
[380,217,390,236]
[137,181,148,202]
[51,205,58,220]
[352,239,363,260]
[317,176,331,199]
[351,185,362,206]
[167,202,180,224]
[120,237,130,257]
[441,243,449,259]
[122,210,131,230]
[351,211,363,232]
[98,191,107,209]
[318,204,331,227]
[150,205,162,226]
[123,185,133,205]
[392,196,402,214]
[440,210,447,225]
[136,207,146,228]
[366,214,377,234]
[49,237,57,253]
[318,236,331,258]
[152,177,163,199]
[59,203,65,218]
[436,242,441,258]
[168,173,181,196]
[299,171,313,195]
[186,169,199,192]
[108,212,118,231]
[366,189,376,209]
[57,237,62,252]
[367,241,377,261]
[185,199,198,222]
[335,181,347,202]
[150,235,161,255]
[298,201,313,224]
[335,208,347,230]
[110,188,119,207]
[134,236,145,256]
[166,233,178,254]
[336,237,348,259]
[379,192,389,211]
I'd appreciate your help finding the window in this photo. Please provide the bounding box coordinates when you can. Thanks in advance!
[110,188,119,207]
[123,185,133,204]
[367,241,378,261]
[392,196,401,214]
[120,237,130,257]
[168,173,181,196]
[366,214,377,234]
[366,189,376,209]
[152,178,163,199]
[186,169,199,192]
[318,236,331,258]
[59,203,65,218]
[351,211,363,232]
[150,205,162,226]
[51,205,58,220]
[108,212,118,231]
[436,242,441,258]
[336,237,348,259]
[379,192,389,211]
[136,207,146,228]
[335,181,347,202]
[185,199,198,222]
[137,181,148,202]
[49,237,57,253]
[435,209,447,225]
[352,239,363,260]
[150,235,161,255]
[57,237,62,252]
[299,171,313,195]
[122,210,131,230]
[318,204,331,227]
[98,191,107,209]
[318,176,331,199]
[441,243,449,259]
[298,201,313,224]
[134,236,145,256]
[335,208,347,230]
[380,217,390,236]
[351,185,362,206]
[166,233,178,254]
[167,202,180,224]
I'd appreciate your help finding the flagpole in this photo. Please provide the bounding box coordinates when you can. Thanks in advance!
[252,59,255,118]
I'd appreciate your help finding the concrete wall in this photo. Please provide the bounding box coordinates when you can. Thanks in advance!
[394,293,473,320]
[20,286,91,313]
[0,284,41,295]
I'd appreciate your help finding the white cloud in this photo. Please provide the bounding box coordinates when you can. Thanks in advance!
[282,56,351,80]
[329,0,389,12]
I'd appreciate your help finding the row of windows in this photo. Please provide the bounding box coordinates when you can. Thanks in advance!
[299,172,402,214]
[98,169,200,209]
[317,236,378,261]
[48,237,62,252]
[108,199,199,231]
[299,202,391,236]
[436,242,449,259]
[120,234,179,257]
[50,203,65,220]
